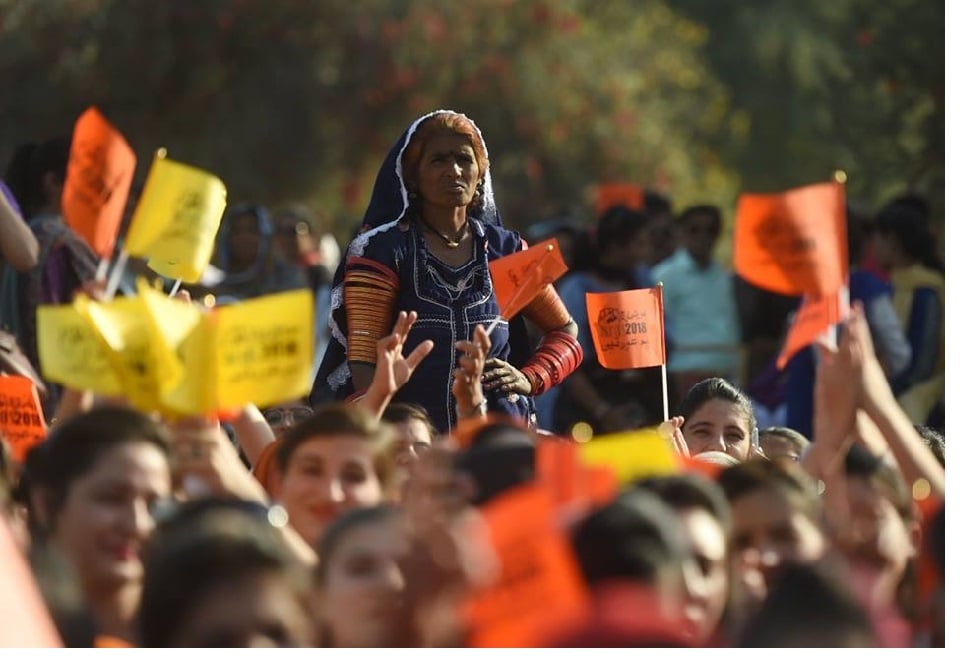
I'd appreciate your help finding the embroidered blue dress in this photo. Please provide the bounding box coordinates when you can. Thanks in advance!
[310,111,534,433]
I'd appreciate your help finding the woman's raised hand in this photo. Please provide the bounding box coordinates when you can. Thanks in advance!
[369,311,435,400]
[453,324,491,419]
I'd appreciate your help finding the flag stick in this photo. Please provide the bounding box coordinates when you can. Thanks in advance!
[660,363,669,423]
[103,249,129,300]
[95,257,110,283]
[484,243,557,337]
[657,281,669,421]
[169,279,183,298]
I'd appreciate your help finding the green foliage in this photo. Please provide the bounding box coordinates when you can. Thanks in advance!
[0,0,941,245]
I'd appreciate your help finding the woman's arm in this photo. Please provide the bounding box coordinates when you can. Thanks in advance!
[0,191,39,272]
[230,403,277,468]
[481,283,580,397]
[355,311,434,420]
[343,256,400,395]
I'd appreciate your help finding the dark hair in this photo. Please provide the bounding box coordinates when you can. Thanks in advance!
[678,204,722,234]
[737,559,875,647]
[679,378,757,439]
[571,489,688,591]
[275,403,391,480]
[314,504,401,584]
[381,402,438,440]
[138,499,308,647]
[717,458,822,523]
[595,205,650,253]
[632,473,732,533]
[758,427,810,454]
[874,197,941,270]
[913,424,944,466]
[21,407,171,534]
[4,138,71,218]
[843,445,914,523]
[642,189,673,218]
[845,203,873,265]
[455,421,536,506]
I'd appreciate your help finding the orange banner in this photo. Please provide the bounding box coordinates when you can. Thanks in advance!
[0,375,47,463]
[776,288,849,369]
[464,483,590,647]
[585,287,665,370]
[595,182,644,217]
[489,238,567,321]
[734,181,847,298]
[61,107,137,258]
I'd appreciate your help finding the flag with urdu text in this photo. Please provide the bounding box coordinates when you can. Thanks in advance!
[124,151,226,282]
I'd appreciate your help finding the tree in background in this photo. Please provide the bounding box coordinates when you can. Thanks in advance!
[0,0,941,248]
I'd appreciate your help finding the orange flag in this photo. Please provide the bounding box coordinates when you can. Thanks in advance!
[464,483,590,648]
[734,181,847,298]
[585,287,666,370]
[61,107,137,258]
[489,238,567,321]
[776,288,849,369]
[536,440,618,511]
[595,183,644,217]
[0,375,48,463]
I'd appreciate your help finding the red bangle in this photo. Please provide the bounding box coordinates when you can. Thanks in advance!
[521,331,582,395]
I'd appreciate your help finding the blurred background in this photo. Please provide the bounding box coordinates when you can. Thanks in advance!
[0,0,944,254]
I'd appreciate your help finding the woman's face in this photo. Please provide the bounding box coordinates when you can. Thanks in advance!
[315,514,410,647]
[414,132,480,210]
[841,476,915,581]
[276,437,383,547]
[49,441,171,594]
[171,571,315,648]
[228,213,264,268]
[683,399,754,461]
[677,507,729,643]
[390,419,433,470]
[729,487,826,608]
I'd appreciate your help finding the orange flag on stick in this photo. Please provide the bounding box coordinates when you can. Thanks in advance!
[464,484,590,647]
[734,181,847,298]
[61,107,137,258]
[776,288,849,369]
[595,183,644,217]
[585,287,666,370]
[0,375,47,463]
[489,238,567,321]
[0,519,62,647]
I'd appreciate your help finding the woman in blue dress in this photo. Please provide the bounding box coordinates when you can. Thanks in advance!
[311,110,581,433]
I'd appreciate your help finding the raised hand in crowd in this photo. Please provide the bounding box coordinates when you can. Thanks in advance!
[358,311,435,420]
[453,324,491,423]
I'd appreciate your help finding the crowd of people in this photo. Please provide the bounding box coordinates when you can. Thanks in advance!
[0,109,946,648]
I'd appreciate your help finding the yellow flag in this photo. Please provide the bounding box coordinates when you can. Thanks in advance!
[137,280,202,392]
[79,294,172,411]
[37,300,122,396]
[578,428,679,485]
[160,289,314,414]
[213,289,314,410]
[124,151,226,283]
[159,315,217,415]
